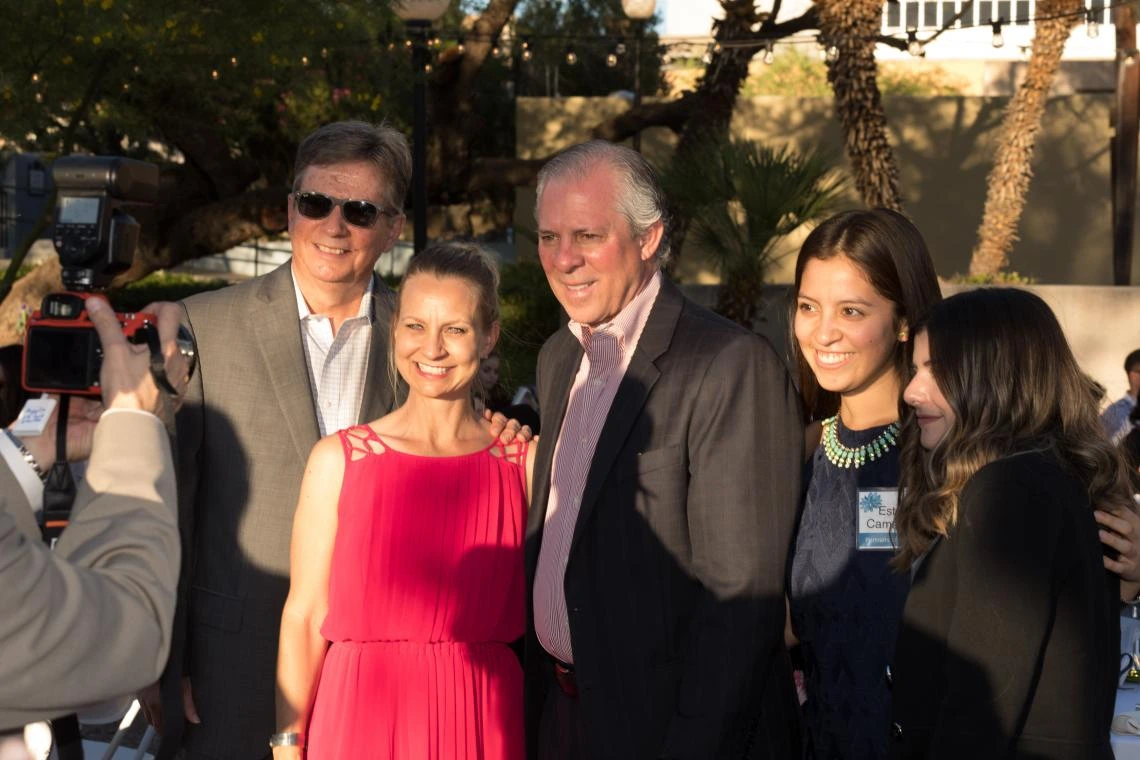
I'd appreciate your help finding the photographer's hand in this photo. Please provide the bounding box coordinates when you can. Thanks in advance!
[19,395,104,469]
[87,297,189,414]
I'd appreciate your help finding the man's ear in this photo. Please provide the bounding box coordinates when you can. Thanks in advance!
[639,220,665,263]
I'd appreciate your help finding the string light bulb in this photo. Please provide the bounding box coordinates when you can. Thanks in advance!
[301,55,310,66]
[991,20,1005,49]
[606,51,618,67]
[615,42,626,55]
[230,56,238,67]
[456,36,466,54]
[521,37,532,61]
[762,41,775,65]
[211,68,220,80]
[1086,10,1100,39]
[491,43,502,58]
[30,72,40,84]
[121,82,130,92]
[825,44,839,63]
[565,46,578,65]
[907,30,924,57]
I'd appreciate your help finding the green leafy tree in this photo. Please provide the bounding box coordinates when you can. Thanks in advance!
[662,135,845,327]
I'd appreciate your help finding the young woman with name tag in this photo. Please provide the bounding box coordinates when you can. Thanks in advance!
[889,288,1137,758]
[786,209,942,760]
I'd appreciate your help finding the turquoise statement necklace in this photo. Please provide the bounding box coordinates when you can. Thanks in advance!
[821,415,900,469]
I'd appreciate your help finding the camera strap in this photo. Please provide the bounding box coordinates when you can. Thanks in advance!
[40,395,77,546]
[39,393,83,759]
[140,323,179,396]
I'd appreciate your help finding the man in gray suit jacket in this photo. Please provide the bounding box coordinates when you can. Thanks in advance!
[149,121,410,759]
[0,296,187,730]
[525,141,803,759]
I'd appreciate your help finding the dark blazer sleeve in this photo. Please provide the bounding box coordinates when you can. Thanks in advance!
[170,303,206,672]
[659,334,803,758]
[928,460,1064,757]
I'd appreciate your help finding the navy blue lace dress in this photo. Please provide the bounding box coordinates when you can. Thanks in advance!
[789,419,910,760]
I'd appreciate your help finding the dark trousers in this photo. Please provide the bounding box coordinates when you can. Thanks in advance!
[538,679,589,760]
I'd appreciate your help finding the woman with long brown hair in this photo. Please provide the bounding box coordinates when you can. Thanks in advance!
[787,208,942,759]
[890,287,1136,758]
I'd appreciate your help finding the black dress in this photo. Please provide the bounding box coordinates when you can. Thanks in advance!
[789,419,910,760]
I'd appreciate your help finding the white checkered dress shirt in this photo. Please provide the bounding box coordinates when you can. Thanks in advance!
[293,273,375,437]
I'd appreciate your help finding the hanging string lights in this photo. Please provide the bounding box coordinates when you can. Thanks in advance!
[19,0,1126,110]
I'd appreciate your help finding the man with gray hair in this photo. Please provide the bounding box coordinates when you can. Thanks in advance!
[525,140,803,759]
[143,120,409,759]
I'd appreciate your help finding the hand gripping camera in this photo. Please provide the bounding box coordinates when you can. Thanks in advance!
[22,156,195,396]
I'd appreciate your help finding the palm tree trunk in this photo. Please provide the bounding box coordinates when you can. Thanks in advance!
[816,0,903,211]
[969,0,1082,277]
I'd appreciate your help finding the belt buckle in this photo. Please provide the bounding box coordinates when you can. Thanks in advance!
[553,660,578,697]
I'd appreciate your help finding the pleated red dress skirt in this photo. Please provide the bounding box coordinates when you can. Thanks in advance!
[305,425,526,760]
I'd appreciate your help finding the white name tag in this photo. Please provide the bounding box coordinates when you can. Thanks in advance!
[11,398,57,437]
[856,487,898,551]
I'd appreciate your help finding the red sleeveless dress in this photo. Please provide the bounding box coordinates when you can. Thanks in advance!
[305,425,527,759]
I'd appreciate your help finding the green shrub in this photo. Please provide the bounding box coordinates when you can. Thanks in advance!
[496,260,563,395]
[108,271,230,312]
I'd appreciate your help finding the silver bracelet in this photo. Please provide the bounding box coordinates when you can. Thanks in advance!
[268,731,303,748]
[4,429,47,481]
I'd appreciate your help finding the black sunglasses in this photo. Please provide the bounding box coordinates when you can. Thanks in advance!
[292,191,399,228]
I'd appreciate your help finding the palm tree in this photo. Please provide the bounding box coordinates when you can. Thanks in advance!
[817,0,903,211]
[970,0,1083,277]
[662,136,846,327]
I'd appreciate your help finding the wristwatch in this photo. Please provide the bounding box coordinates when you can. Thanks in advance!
[268,732,303,748]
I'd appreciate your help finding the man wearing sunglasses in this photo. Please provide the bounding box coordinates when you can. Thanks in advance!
[141,121,409,760]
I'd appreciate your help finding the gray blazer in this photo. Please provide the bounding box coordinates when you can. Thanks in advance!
[0,412,179,730]
[174,262,395,759]
[523,278,804,759]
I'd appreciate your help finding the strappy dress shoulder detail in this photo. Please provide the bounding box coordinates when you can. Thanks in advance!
[489,438,528,467]
[339,424,387,462]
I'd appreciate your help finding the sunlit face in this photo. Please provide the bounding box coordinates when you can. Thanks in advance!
[394,274,499,402]
[288,161,405,297]
[479,355,501,388]
[903,331,956,451]
[536,164,662,327]
[794,255,903,404]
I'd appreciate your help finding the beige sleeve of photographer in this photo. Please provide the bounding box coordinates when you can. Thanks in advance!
[0,411,179,730]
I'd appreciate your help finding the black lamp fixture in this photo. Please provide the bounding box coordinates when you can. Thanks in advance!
[392,0,451,254]
[621,0,656,152]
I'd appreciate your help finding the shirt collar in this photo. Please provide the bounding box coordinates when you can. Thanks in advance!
[292,271,375,323]
[568,270,662,352]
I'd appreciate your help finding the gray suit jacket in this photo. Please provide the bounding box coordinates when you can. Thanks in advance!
[175,262,396,759]
[524,278,803,759]
[0,412,179,730]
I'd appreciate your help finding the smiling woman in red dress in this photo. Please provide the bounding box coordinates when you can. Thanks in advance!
[273,241,533,760]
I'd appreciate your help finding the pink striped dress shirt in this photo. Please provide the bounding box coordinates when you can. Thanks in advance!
[533,271,662,664]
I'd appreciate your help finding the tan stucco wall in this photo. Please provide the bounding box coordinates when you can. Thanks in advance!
[516,94,1140,287]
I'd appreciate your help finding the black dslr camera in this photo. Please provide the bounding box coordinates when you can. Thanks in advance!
[22,156,195,396]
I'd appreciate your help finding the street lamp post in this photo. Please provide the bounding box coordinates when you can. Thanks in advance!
[621,0,655,152]
[393,0,451,254]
